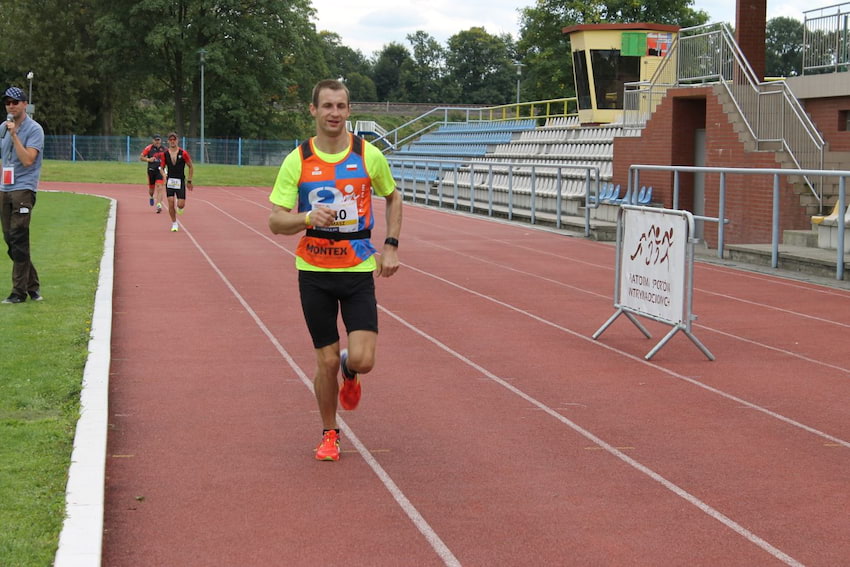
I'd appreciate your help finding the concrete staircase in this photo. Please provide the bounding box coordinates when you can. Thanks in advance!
[713,84,847,218]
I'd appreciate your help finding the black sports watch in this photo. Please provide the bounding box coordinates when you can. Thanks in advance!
[384,237,399,248]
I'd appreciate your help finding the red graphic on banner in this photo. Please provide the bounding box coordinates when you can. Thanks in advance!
[629,224,674,265]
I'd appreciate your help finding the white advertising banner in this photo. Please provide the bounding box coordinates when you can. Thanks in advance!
[618,207,688,324]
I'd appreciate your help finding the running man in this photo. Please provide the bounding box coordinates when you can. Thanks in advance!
[158,132,194,232]
[268,79,402,462]
[140,134,166,213]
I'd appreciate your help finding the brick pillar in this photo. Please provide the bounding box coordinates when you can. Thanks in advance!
[735,0,767,81]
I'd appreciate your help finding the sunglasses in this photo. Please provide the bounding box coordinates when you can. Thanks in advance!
[168,137,177,141]
[4,100,22,106]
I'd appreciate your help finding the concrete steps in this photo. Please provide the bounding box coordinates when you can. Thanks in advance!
[721,242,849,281]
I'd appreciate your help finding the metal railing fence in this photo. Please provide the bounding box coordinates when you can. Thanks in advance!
[803,2,850,74]
[43,135,300,166]
[386,155,601,236]
[623,23,825,203]
[628,164,849,280]
[374,98,579,153]
[385,157,849,281]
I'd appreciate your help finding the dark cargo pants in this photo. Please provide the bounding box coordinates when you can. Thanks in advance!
[1,189,39,298]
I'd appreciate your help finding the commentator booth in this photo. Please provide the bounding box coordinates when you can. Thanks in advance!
[562,23,680,125]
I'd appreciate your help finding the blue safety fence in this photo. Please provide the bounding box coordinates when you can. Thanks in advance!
[42,135,300,166]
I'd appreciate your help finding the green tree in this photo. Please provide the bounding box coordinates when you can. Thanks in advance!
[445,28,516,105]
[766,17,804,77]
[318,32,372,81]
[0,0,327,138]
[402,31,447,103]
[0,0,99,134]
[346,73,378,102]
[517,0,709,101]
[114,0,325,139]
[318,32,376,102]
[373,43,414,101]
[602,0,708,26]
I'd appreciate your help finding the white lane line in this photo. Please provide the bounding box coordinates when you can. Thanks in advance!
[403,262,850,451]
[202,196,850,443]
[417,237,850,375]
[380,305,805,567]
[178,222,461,567]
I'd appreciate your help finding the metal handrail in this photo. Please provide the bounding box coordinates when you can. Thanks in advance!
[623,23,825,204]
[628,164,848,280]
[803,2,850,74]
[376,98,579,154]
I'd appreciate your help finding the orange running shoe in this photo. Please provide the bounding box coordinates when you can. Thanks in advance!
[315,430,340,461]
[338,349,361,410]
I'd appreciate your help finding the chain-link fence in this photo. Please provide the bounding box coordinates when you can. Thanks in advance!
[43,135,301,166]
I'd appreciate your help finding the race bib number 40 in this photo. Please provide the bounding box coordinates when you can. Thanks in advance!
[322,201,358,232]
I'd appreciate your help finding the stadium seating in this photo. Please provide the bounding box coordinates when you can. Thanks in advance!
[388,117,633,222]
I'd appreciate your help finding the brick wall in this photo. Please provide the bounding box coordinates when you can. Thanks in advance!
[735,0,767,81]
[613,87,810,247]
[803,96,850,152]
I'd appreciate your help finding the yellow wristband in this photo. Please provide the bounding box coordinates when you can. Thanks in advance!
[304,211,311,226]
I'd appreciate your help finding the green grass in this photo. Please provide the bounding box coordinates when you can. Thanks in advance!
[41,159,280,187]
[0,191,110,566]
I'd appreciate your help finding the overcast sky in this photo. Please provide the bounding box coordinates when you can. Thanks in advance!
[312,0,808,56]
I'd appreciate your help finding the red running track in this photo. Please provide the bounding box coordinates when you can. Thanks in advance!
[54,182,850,566]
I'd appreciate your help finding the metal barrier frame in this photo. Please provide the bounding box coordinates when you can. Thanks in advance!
[593,205,715,361]
[629,165,849,280]
[387,156,602,236]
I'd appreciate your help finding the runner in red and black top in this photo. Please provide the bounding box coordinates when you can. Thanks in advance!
[140,134,166,212]
[157,132,194,232]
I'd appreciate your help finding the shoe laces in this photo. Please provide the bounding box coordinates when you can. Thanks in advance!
[321,430,339,447]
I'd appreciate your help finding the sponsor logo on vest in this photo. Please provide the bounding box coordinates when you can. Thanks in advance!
[306,243,348,256]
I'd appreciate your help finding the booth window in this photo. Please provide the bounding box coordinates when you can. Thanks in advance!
[840,110,849,131]
[590,50,640,110]
[573,51,592,110]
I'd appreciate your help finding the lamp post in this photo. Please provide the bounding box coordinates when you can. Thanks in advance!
[198,49,206,164]
[513,62,525,105]
[26,72,34,115]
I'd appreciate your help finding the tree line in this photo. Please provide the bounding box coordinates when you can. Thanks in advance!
[0,0,805,141]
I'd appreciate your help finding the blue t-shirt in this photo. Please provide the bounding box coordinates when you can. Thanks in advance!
[1,115,45,192]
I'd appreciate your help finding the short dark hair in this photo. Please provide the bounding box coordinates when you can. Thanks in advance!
[311,79,349,108]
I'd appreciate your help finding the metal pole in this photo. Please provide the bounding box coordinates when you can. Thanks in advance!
[26,71,33,103]
[198,49,207,164]
[513,62,525,104]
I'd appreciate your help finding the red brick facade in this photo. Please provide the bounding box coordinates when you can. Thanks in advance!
[735,0,767,81]
[612,87,810,247]
[803,96,850,152]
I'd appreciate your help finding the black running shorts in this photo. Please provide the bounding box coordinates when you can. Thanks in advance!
[166,185,186,199]
[147,169,163,186]
[298,270,378,349]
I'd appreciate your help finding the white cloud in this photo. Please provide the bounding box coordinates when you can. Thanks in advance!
[313,0,524,56]
[313,0,809,56]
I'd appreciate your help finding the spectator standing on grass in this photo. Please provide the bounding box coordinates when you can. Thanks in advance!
[1,86,45,304]
[158,132,194,232]
[268,79,402,462]
[140,134,166,213]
